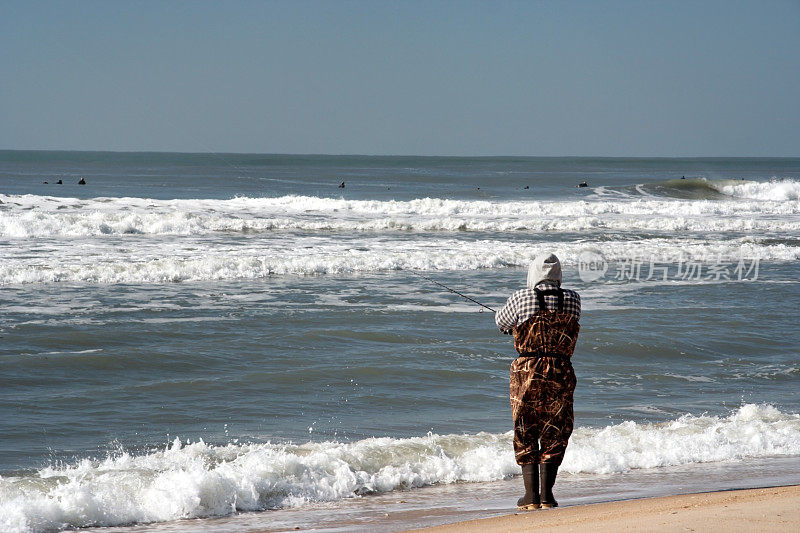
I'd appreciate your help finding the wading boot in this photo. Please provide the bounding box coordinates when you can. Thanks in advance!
[516,463,540,510]
[539,463,559,509]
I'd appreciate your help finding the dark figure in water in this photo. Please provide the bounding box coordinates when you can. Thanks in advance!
[524,186,530,190]
[681,176,686,179]
[339,181,345,188]
[496,254,581,510]
[43,181,48,184]
[576,181,588,188]
[78,178,86,185]
[57,179,63,184]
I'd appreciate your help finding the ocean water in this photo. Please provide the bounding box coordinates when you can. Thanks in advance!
[1,152,799,532]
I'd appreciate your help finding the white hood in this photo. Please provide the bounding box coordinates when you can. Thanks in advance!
[526,253,562,288]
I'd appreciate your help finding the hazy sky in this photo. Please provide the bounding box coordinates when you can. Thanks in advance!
[2,0,798,156]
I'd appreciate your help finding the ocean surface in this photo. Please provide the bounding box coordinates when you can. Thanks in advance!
[1,151,799,532]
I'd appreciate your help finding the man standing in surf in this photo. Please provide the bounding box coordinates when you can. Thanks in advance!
[496,253,581,510]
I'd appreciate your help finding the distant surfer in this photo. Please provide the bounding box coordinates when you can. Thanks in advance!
[496,253,581,510]
[78,178,86,185]
[576,181,588,188]
[524,185,530,190]
[339,181,345,188]
[681,176,686,179]
[56,179,62,184]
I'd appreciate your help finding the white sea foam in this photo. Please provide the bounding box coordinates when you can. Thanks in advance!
[1,404,798,532]
[0,236,794,285]
[2,190,797,285]
[714,178,800,201]
[1,192,799,238]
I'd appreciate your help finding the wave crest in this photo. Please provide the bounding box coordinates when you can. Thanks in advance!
[653,178,800,201]
[714,178,800,201]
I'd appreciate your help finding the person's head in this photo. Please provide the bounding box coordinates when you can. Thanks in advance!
[527,253,562,288]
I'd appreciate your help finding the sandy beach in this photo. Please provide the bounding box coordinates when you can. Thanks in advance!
[410,485,798,532]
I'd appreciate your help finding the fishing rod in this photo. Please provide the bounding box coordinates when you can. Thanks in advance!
[410,270,496,313]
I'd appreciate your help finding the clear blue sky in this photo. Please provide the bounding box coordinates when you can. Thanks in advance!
[2,0,798,156]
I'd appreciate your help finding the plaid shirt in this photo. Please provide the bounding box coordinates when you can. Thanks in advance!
[495,281,581,334]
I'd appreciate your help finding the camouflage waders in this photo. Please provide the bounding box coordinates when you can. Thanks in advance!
[510,287,580,466]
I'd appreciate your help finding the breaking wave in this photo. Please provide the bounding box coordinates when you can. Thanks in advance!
[714,178,800,201]
[1,192,799,238]
[1,404,798,532]
[653,177,800,201]
[2,190,797,284]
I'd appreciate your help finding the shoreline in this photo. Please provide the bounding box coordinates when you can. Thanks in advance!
[407,485,799,533]
[76,458,800,532]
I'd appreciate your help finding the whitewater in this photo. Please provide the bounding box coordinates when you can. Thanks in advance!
[2,178,800,285]
[2,404,798,533]
[3,179,800,239]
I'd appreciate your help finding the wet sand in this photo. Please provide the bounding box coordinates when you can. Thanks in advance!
[408,485,799,533]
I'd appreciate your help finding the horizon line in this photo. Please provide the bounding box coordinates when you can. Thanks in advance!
[1,148,799,160]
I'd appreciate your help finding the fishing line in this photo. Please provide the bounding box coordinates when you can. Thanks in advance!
[410,270,496,313]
